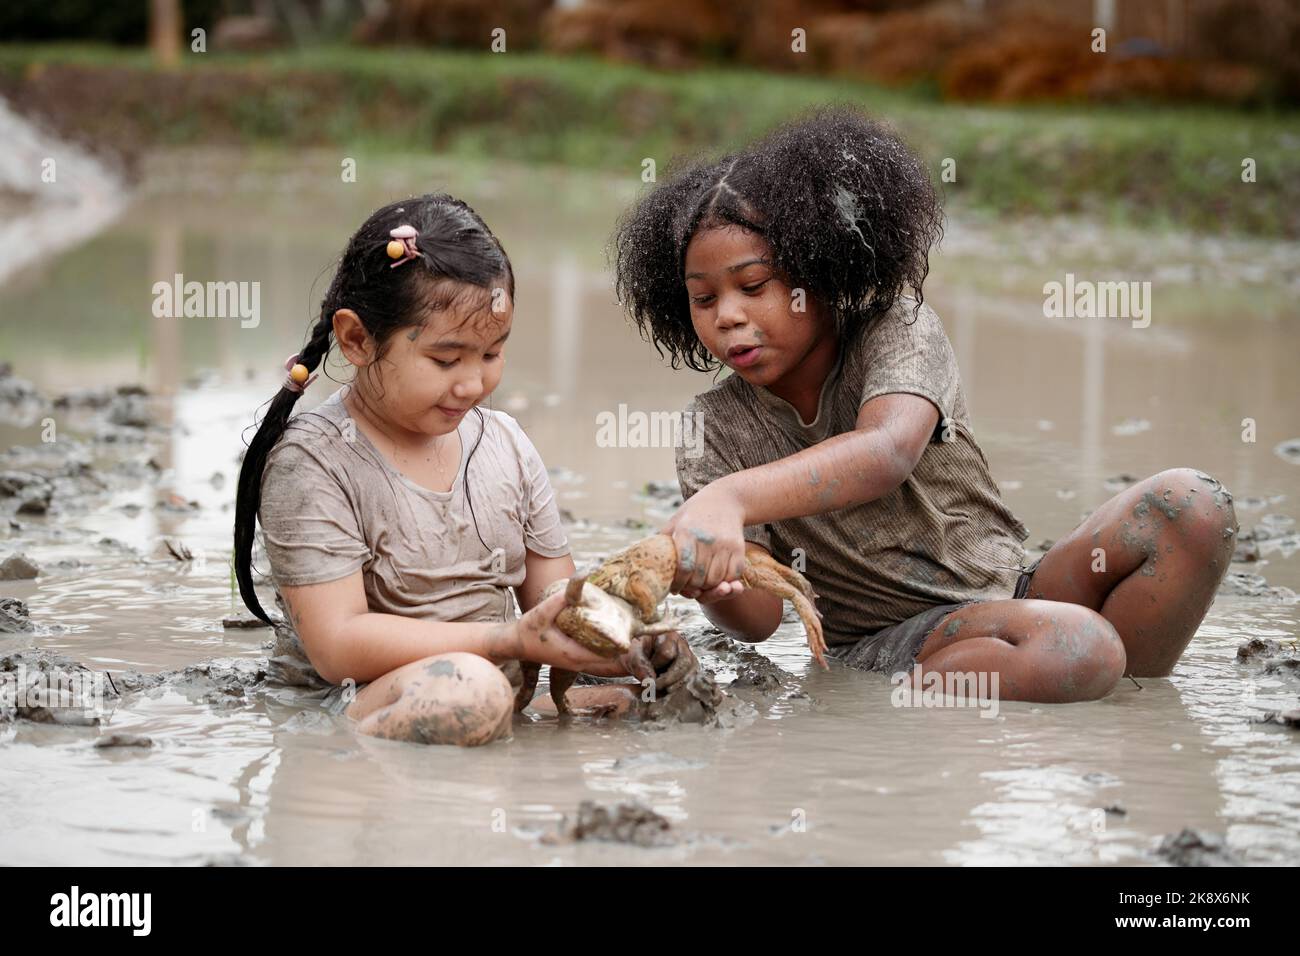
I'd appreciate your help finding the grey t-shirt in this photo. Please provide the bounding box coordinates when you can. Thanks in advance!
[676,297,1029,643]
[257,386,569,685]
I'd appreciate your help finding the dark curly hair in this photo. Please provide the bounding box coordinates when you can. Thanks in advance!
[612,106,944,372]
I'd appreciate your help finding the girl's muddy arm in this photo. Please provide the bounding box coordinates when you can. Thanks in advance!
[734,392,937,524]
[515,549,577,612]
[279,571,610,685]
[667,392,938,593]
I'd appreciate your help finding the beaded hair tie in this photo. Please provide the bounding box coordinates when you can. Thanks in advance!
[386,224,420,268]
[283,353,318,393]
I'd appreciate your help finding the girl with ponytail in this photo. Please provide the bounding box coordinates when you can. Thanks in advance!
[234,194,692,746]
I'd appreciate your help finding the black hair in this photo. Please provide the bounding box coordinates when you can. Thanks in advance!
[612,105,944,372]
[233,193,515,624]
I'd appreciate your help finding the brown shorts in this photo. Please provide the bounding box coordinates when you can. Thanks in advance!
[827,556,1043,676]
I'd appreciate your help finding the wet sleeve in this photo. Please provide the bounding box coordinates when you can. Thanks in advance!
[258,440,371,587]
[513,420,570,559]
[858,302,960,443]
[674,397,773,553]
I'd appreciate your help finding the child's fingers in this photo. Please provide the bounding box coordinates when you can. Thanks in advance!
[528,588,568,624]
[669,528,711,591]
[695,580,745,605]
[651,632,697,690]
[703,549,733,592]
[516,590,570,644]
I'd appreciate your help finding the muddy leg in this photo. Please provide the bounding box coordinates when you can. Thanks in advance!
[913,599,1127,702]
[1023,468,1237,676]
[347,652,514,746]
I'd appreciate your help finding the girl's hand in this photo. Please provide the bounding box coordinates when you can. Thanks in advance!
[662,482,747,594]
[505,590,628,674]
[680,579,746,605]
[561,630,699,693]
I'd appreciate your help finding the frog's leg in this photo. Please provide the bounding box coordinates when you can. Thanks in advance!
[745,544,817,601]
[742,554,829,669]
[516,661,541,713]
[550,667,578,714]
[614,576,665,623]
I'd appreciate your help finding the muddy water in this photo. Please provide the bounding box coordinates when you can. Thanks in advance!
[1,150,1298,865]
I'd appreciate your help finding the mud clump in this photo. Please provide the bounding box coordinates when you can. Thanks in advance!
[1218,571,1298,603]
[1253,709,1300,730]
[1235,638,1300,683]
[114,658,270,699]
[222,613,274,630]
[12,703,100,726]
[0,553,41,580]
[0,597,34,632]
[641,669,728,725]
[0,364,45,425]
[1233,515,1300,563]
[0,647,119,724]
[1155,828,1240,867]
[691,628,807,702]
[1236,637,1288,662]
[544,800,677,848]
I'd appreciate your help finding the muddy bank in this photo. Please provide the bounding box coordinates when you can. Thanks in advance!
[2,47,1297,237]
[0,97,126,288]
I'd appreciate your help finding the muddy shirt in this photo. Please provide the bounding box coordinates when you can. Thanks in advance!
[676,297,1029,643]
[257,386,569,686]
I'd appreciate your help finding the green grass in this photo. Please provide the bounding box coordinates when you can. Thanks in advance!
[2,43,1296,236]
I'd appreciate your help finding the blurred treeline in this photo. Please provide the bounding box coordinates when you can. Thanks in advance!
[3,0,1297,105]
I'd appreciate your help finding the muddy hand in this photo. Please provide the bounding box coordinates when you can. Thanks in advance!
[662,484,747,593]
[617,633,657,686]
[648,630,697,692]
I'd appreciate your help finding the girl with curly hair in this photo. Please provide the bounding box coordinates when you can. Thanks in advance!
[613,107,1237,702]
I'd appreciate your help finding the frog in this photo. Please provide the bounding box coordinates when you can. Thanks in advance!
[519,534,826,715]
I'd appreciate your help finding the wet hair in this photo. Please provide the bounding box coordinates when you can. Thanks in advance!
[612,106,944,372]
[233,194,515,624]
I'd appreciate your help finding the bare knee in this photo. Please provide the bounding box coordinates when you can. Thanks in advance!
[1147,467,1238,564]
[357,652,514,747]
[1030,603,1126,701]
